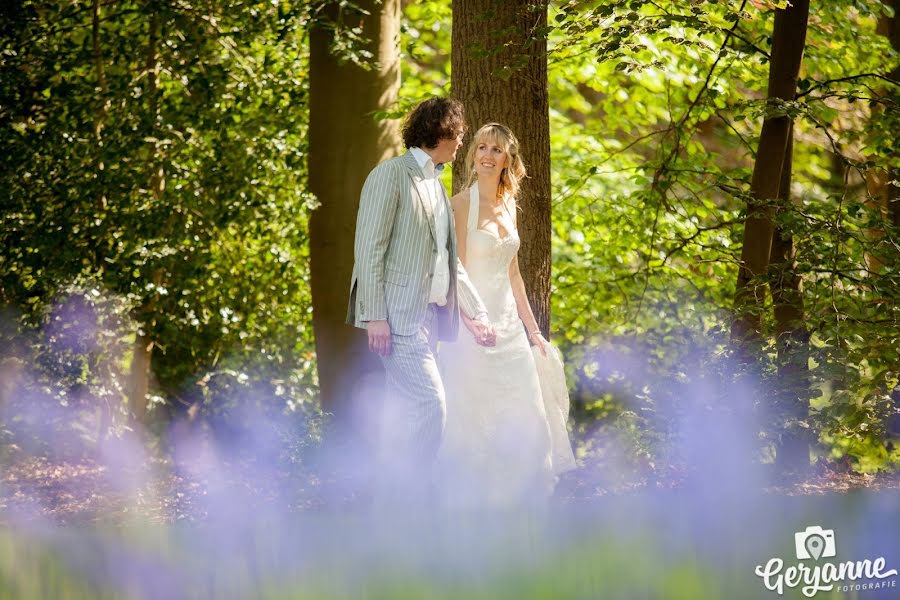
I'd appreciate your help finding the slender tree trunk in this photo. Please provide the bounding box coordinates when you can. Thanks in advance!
[145,8,164,201]
[451,0,552,336]
[769,131,811,472]
[128,334,153,423]
[127,7,163,424]
[771,133,802,337]
[89,0,108,272]
[91,0,108,147]
[308,0,401,424]
[866,0,900,272]
[872,0,900,432]
[92,0,113,435]
[732,0,809,345]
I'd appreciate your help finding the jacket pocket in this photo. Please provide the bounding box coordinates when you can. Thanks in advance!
[383,268,408,287]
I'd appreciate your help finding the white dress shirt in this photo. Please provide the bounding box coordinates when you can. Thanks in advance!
[410,147,451,307]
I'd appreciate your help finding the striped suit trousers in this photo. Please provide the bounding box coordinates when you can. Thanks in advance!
[375,305,445,507]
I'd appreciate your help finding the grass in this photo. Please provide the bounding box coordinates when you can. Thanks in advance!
[2,491,898,599]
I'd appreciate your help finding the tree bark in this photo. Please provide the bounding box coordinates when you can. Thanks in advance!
[769,130,811,472]
[873,0,900,436]
[771,133,803,339]
[127,7,163,425]
[91,0,108,143]
[145,7,164,201]
[97,0,156,424]
[865,0,900,272]
[308,0,401,421]
[732,0,809,345]
[451,0,552,336]
[128,333,153,423]
[881,0,900,98]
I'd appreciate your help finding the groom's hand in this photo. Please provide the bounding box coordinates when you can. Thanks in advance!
[463,315,496,347]
[367,320,392,356]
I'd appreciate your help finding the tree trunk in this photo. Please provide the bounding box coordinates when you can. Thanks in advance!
[866,0,900,272]
[769,131,811,473]
[127,7,163,425]
[451,0,552,336]
[308,0,401,424]
[91,0,108,145]
[873,0,900,436]
[771,133,803,338]
[128,333,153,423]
[732,0,809,345]
[89,0,109,271]
[145,7,164,201]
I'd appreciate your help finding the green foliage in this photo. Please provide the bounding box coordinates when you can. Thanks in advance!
[544,0,900,471]
[1,0,897,475]
[1,1,320,447]
[1,280,135,456]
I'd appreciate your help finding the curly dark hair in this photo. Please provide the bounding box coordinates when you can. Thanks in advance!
[402,97,466,150]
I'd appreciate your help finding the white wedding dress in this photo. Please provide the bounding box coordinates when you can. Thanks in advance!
[436,185,569,507]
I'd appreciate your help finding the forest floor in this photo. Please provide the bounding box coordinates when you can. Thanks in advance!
[2,447,899,526]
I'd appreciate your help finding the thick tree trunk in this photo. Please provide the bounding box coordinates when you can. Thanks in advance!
[769,131,811,472]
[308,0,401,422]
[451,0,552,336]
[732,0,809,345]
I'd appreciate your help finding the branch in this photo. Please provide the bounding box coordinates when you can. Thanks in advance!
[796,73,900,98]
[721,27,770,58]
[661,219,743,265]
[716,110,756,154]
[635,0,749,321]
[669,0,750,138]
[650,0,750,196]
[553,128,671,205]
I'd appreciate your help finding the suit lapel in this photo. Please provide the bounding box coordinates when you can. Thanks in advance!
[404,151,438,243]
[440,184,456,253]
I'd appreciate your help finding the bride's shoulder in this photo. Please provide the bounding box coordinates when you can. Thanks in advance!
[449,190,469,214]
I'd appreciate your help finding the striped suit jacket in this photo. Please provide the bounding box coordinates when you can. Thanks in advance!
[346,150,488,340]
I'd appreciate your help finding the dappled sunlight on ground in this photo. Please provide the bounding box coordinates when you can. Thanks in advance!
[2,449,898,526]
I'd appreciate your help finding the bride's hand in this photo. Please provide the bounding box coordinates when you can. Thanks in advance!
[463,314,496,346]
[529,331,548,357]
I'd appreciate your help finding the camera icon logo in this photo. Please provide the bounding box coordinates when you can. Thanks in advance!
[795,526,836,561]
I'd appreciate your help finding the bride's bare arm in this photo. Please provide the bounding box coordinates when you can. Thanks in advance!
[451,191,495,345]
[507,204,548,355]
[508,255,546,353]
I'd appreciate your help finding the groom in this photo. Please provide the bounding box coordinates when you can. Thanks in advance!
[346,97,495,503]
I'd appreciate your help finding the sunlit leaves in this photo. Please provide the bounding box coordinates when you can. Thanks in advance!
[1,0,318,434]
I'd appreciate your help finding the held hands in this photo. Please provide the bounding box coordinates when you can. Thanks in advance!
[462,314,497,347]
[366,320,392,356]
[370,316,498,353]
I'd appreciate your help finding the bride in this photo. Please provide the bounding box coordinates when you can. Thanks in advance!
[436,123,573,507]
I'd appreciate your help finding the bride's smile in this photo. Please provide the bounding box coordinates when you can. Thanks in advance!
[474,140,508,176]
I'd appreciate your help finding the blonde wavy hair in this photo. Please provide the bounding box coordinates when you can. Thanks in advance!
[463,123,527,203]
